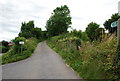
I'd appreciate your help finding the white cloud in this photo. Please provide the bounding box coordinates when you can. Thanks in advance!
[0,0,119,41]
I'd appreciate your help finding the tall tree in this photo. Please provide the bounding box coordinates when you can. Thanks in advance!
[103,13,120,33]
[46,5,72,37]
[32,27,42,39]
[19,21,34,39]
[86,22,100,41]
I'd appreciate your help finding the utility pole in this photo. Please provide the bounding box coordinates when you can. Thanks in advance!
[118,1,120,49]
[112,2,120,79]
[113,1,120,64]
[115,18,120,81]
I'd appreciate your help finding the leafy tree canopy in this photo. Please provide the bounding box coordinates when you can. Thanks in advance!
[45,5,72,37]
[18,21,45,40]
[1,40,9,53]
[19,21,35,39]
[2,40,9,47]
[86,22,100,41]
[32,27,42,39]
[103,13,120,33]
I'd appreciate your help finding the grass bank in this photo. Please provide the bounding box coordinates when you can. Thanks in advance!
[1,37,38,64]
[47,34,119,80]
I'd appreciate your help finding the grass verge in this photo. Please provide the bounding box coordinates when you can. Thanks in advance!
[47,35,119,80]
[1,37,38,65]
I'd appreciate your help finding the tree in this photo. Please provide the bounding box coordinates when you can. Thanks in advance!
[81,32,89,41]
[42,31,48,40]
[86,22,100,41]
[32,27,42,39]
[70,29,82,38]
[103,13,120,33]
[95,28,105,41]
[1,40,9,53]
[18,21,47,40]
[19,21,35,39]
[46,5,72,37]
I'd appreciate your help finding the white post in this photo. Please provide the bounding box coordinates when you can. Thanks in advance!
[21,45,22,55]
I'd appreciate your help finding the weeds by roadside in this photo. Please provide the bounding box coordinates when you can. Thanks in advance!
[1,37,38,65]
[47,34,119,81]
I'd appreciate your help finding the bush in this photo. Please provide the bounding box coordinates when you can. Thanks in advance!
[2,46,9,53]
[1,40,9,53]
[1,37,38,64]
[12,37,26,53]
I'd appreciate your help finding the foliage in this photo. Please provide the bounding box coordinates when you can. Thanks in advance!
[12,37,26,54]
[94,28,105,41]
[13,37,26,45]
[79,35,118,80]
[19,21,34,39]
[70,29,82,38]
[46,5,72,37]
[86,22,100,41]
[103,13,120,33]
[47,33,118,80]
[32,27,42,39]
[18,21,46,41]
[1,37,38,64]
[81,32,89,41]
[1,40,9,53]
[70,30,89,41]
[42,31,48,40]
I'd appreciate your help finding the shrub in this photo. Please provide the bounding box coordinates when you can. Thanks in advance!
[1,37,38,64]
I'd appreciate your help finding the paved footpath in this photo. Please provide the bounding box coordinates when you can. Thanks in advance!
[2,41,82,79]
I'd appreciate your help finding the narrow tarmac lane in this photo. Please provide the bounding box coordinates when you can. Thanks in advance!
[2,41,81,79]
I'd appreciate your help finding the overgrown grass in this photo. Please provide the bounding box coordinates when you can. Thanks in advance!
[47,34,119,81]
[79,35,118,80]
[1,37,38,64]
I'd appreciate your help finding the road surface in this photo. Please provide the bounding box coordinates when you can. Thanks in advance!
[2,41,81,79]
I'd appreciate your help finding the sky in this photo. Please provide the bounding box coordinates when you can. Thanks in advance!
[0,0,120,41]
